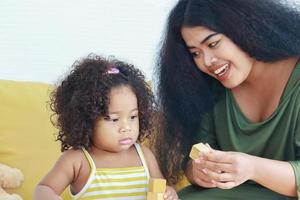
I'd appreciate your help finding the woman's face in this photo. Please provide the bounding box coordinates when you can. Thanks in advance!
[181,26,254,88]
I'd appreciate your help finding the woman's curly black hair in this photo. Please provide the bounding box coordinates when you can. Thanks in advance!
[50,54,156,152]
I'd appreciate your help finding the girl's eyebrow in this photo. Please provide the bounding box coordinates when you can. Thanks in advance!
[187,33,219,49]
[109,108,138,114]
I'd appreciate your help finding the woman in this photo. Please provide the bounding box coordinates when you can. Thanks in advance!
[155,0,300,199]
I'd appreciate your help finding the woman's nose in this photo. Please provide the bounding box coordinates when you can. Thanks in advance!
[203,52,217,67]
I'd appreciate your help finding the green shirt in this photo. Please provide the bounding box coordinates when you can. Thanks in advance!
[179,61,300,200]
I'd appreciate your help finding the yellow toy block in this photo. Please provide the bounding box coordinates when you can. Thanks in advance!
[189,142,211,160]
[147,192,164,200]
[148,178,166,193]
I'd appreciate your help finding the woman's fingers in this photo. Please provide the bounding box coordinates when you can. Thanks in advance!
[206,171,234,182]
[193,161,217,188]
[201,159,233,173]
[194,176,217,188]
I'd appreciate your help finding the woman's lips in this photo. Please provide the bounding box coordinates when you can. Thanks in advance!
[211,63,231,81]
[214,63,230,76]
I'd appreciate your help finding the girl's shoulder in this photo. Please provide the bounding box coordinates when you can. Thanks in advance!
[139,144,156,164]
[139,144,153,156]
[59,148,91,187]
[58,148,87,173]
[60,148,85,160]
[138,144,164,178]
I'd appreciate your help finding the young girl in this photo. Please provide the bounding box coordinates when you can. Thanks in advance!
[33,55,178,200]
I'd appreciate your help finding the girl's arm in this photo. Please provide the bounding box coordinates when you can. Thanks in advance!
[201,150,297,197]
[33,149,81,200]
[141,145,179,200]
[141,145,164,178]
[34,185,63,200]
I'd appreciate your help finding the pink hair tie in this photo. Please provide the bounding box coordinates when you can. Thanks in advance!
[106,67,119,74]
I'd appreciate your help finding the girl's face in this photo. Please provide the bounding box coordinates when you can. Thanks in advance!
[181,26,254,88]
[92,85,139,153]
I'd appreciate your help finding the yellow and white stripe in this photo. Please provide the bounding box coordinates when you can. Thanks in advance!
[71,143,149,200]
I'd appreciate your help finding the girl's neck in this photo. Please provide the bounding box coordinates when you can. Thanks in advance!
[89,144,142,168]
[90,145,132,156]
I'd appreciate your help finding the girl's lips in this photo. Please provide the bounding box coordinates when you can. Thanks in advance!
[119,138,133,145]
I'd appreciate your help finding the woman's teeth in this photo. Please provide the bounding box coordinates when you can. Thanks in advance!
[214,63,229,76]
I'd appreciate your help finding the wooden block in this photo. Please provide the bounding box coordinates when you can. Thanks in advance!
[189,142,211,160]
[147,192,164,200]
[189,146,201,160]
[148,178,166,193]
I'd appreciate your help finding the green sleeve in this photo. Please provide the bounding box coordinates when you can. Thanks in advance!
[182,111,218,170]
[289,161,300,198]
[289,120,300,198]
[194,111,219,149]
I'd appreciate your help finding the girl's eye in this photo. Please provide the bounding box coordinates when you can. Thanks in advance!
[111,118,119,122]
[208,40,220,48]
[130,115,138,120]
[103,116,118,122]
[103,116,110,121]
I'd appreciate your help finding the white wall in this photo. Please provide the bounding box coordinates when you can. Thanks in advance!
[2,0,298,84]
[0,0,177,83]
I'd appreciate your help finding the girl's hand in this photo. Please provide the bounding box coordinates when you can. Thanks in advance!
[201,150,255,189]
[163,185,178,200]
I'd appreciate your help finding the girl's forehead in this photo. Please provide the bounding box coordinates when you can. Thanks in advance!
[109,85,134,97]
[107,85,138,113]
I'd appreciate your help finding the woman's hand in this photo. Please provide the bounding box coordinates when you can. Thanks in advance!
[163,185,179,200]
[200,150,255,189]
[190,158,217,188]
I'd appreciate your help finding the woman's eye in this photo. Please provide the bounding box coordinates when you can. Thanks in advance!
[112,118,119,122]
[208,40,220,48]
[191,51,201,58]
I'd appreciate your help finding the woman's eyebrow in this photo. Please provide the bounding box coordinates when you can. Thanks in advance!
[201,32,219,44]
[187,32,219,49]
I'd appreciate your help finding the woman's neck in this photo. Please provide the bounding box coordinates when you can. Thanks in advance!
[230,56,299,123]
[242,56,299,90]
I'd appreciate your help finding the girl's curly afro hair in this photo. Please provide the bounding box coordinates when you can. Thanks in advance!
[50,54,156,152]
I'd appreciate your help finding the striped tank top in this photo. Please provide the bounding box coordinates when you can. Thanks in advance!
[70,143,150,200]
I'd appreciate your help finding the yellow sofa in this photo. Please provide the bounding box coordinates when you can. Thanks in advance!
[0,80,70,199]
[0,79,189,199]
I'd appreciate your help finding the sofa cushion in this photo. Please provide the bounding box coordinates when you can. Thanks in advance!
[0,80,69,199]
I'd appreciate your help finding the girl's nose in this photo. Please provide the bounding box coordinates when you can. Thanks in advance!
[120,127,130,133]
